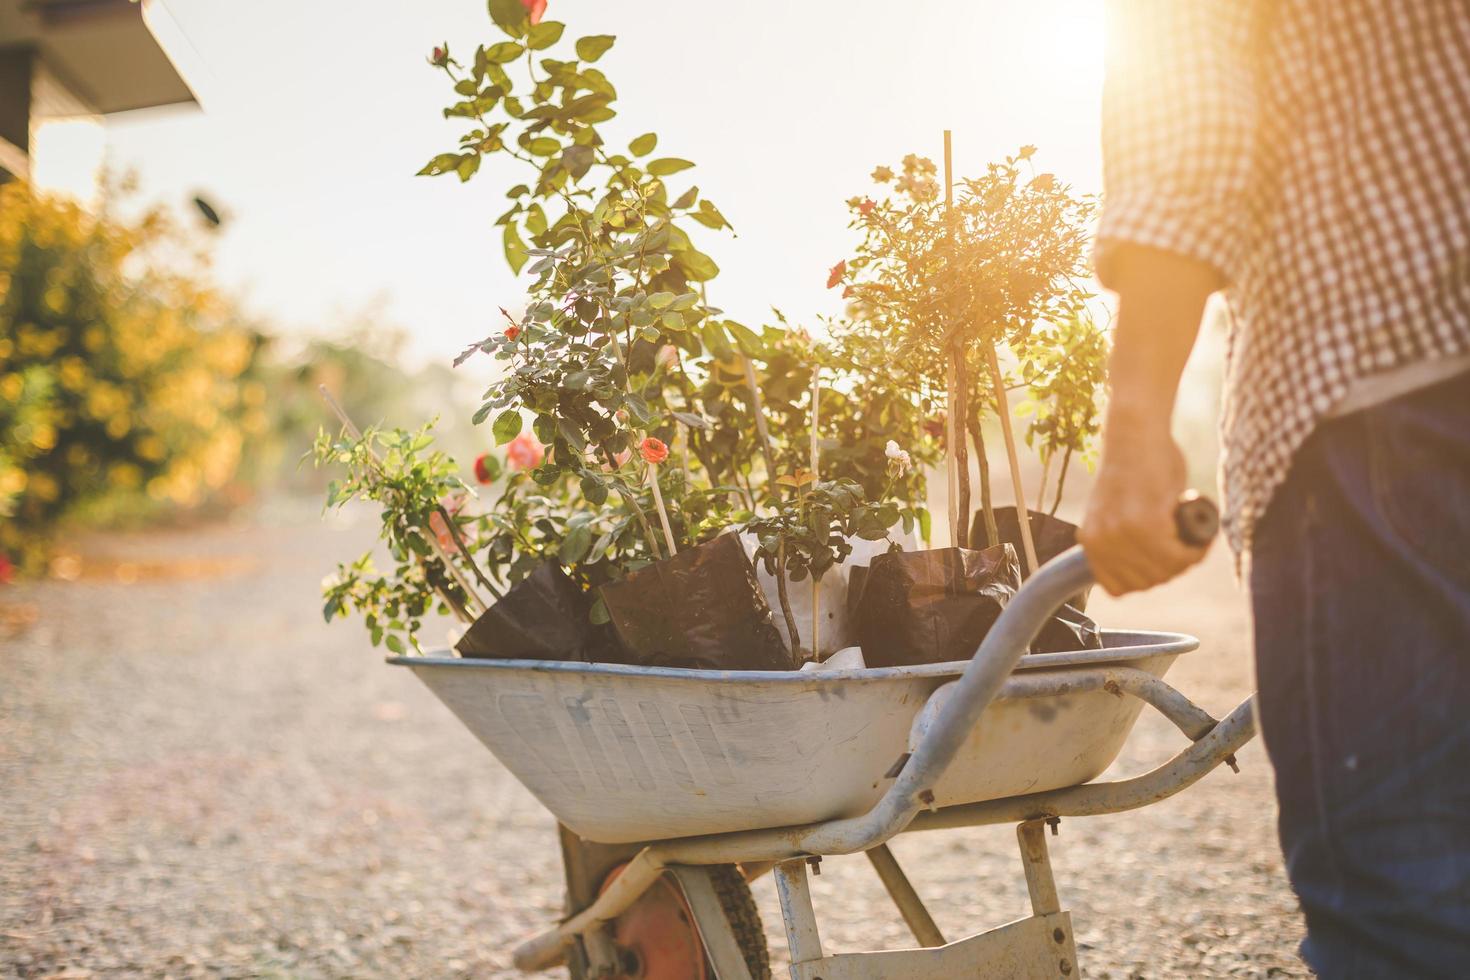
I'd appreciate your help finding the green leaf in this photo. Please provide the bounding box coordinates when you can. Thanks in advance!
[629,132,657,156]
[671,186,699,210]
[503,222,529,274]
[690,199,730,230]
[485,40,525,63]
[472,402,494,425]
[647,158,695,176]
[526,136,560,157]
[417,152,463,177]
[589,596,611,625]
[492,409,523,445]
[385,634,406,655]
[581,474,609,505]
[575,34,615,61]
[674,248,720,282]
[456,154,481,181]
[561,144,595,180]
[558,525,593,564]
[526,21,565,49]
[487,0,529,36]
[524,202,548,235]
[672,411,710,430]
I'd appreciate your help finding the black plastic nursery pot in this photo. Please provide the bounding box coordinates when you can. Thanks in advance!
[455,560,607,662]
[850,542,1100,667]
[597,531,794,671]
[851,544,1021,668]
[972,505,1092,610]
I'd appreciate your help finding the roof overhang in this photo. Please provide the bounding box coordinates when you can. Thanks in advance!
[0,0,196,117]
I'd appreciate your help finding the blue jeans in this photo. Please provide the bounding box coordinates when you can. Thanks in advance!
[1252,373,1470,978]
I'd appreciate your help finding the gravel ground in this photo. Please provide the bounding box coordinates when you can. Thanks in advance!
[1,502,1307,978]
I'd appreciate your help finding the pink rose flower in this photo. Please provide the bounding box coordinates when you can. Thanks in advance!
[505,432,545,470]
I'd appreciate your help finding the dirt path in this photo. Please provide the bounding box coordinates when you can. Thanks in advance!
[1,506,1305,978]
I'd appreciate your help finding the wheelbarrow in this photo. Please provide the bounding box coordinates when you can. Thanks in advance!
[390,498,1258,978]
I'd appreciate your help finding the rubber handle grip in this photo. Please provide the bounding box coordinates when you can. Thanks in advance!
[1174,493,1220,548]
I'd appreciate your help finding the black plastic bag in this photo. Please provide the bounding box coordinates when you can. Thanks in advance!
[852,544,1021,668]
[597,532,794,671]
[849,544,1103,665]
[972,506,1092,610]
[1032,602,1103,654]
[456,560,605,662]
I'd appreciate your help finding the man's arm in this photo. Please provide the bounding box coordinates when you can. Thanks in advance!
[1078,245,1218,596]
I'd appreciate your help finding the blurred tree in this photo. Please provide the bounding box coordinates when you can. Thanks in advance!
[0,181,269,572]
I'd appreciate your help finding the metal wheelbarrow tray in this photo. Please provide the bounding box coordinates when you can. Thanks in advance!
[395,630,1196,844]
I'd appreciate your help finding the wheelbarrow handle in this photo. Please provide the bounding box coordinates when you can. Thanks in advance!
[784,495,1221,857]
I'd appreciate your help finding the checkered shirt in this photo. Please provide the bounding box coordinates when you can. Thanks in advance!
[1095,0,1470,554]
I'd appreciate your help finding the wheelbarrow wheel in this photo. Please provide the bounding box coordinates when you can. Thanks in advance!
[595,862,770,980]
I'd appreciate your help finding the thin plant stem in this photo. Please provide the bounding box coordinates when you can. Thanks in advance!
[775,541,802,664]
[1050,445,1073,517]
[601,444,663,561]
[967,403,998,549]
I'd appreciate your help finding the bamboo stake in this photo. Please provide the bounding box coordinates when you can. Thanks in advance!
[742,355,780,499]
[982,351,1040,574]
[809,366,821,660]
[647,463,679,557]
[940,130,973,549]
[318,385,489,617]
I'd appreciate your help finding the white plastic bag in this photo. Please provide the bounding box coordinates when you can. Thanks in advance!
[740,526,916,658]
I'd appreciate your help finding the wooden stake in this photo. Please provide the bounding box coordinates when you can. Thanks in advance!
[942,129,962,550]
[742,355,780,500]
[809,366,821,660]
[982,351,1040,574]
[647,464,679,558]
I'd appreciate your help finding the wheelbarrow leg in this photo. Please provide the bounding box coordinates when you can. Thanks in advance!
[558,823,643,978]
[773,860,824,968]
[1017,819,1080,974]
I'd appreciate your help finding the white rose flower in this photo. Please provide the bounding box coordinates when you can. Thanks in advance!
[885,440,911,474]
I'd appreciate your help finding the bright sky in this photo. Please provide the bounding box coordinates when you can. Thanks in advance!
[33,0,1107,368]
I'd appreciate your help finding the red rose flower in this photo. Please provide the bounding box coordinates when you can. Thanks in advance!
[826,260,846,289]
[841,286,854,299]
[858,198,875,216]
[473,452,495,484]
[520,0,547,25]
[0,553,13,585]
[429,45,449,67]
[504,324,520,341]
[639,437,669,465]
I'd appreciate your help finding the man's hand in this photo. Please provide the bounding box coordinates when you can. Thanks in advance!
[1081,244,1221,595]
[1079,417,1207,596]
